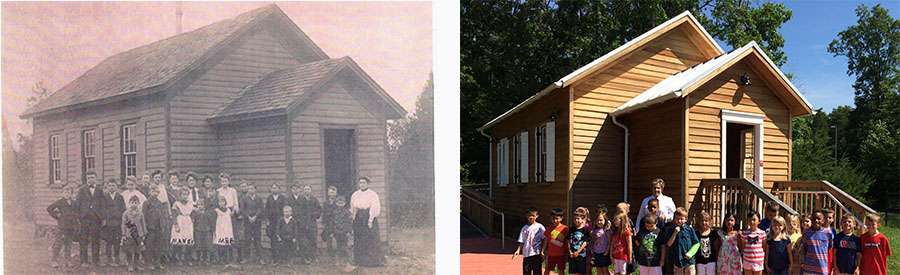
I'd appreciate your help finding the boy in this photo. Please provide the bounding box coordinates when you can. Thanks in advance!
[822,208,836,273]
[142,184,169,270]
[264,183,287,264]
[332,195,353,268]
[636,215,665,275]
[640,198,666,234]
[664,207,698,275]
[47,183,80,267]
[77,171,104,267]
[232,180,249,262]
[138,171,153,197]
[512,207,545,275]
[272,205,299,267]
[100,179,126,267]
[833,214,861,275]
[321,185,339,262]
[297,184,321,264]
[191,198,214,266]
[567,209,590,275]
[760,202,780,232]
[542,208,568,275]
[800,210,833,274]
[240,184,263,264]
[121,195,147,272]
[859,213,891,275]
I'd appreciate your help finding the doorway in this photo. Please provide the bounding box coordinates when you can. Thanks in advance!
[720,110,764,184]
[323,128,356,198]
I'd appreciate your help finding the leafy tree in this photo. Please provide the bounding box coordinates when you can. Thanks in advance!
[388,73,434,226]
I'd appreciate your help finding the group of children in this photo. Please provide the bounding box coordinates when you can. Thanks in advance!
[45,170,354,272]
[513,181,892,275]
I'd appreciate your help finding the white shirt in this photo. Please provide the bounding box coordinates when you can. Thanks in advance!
[218,187,239,211]
[121,190,147,210]
[156,184,169,203]
[517,222,546,257]
[350,189,381,221]
[636,194,677,226]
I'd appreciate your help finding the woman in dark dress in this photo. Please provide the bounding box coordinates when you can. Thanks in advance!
[349,177,385,267]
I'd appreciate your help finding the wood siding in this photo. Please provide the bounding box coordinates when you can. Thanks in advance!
[291,82,390,242]
[623,99,685,208]
[570,27,707,211]
[169,29,302,175]
[31,94,166,226]
[215,117,288,185]
[686,60,792,210]
[489,87,570,237]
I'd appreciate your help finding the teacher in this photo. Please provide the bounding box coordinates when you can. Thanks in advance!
[350,177,386,267]
[635,178,676,230]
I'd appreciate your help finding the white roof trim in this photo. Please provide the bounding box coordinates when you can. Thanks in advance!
[611,41,813,116]
[478,11,723,131]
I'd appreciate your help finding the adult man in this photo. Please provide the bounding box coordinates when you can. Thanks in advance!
[77,171,104,267]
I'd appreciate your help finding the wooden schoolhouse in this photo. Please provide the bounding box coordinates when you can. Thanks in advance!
[468,11,870,235]
[22,4,405,240]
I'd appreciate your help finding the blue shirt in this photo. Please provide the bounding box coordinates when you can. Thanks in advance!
[663,225,699,268]
[766,238,791,270]
[833,232,862,273]
[801,228,833,274]
[760,218,771,232]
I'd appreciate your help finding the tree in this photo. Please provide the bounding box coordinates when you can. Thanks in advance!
[461,0,794,183]
[388,73,434,226]
[792,110,873,202]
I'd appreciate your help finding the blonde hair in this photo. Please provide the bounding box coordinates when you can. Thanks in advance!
[616,202,630,215]
[613,212,633,238]
[768,216,787,241]
[651,178,665,189]
[787,214,801,235]
[866,213,882,224]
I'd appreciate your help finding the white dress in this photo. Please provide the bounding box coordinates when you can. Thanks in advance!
[170,201,194,245]
[214,208,234,246]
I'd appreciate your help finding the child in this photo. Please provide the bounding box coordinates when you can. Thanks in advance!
[716,213,742,275]
[764,216,793,274]
[740,210,766,275]
[185,172,201,207]
[542,208,568,275]
[121,176,147,212]
[567,208,590,275]
[635,214,664,275]
[800,210,832,274]
[859,213,891,275]
[787,214,803,275]
[192,198,214,266]
[265,183,287,264]
[272,205,299,267]
[694,211,718,275]
[240,184,263,264]
[233,181,248,262]
[142,184,169,270]
[101,179,126,267]
[665,207,698,275]
[822,208,836,273]
[640,198,665,234]
[139,171,153,196]
[512,207,545,275]
[171,189,195,265]
[833,214,861,275]
[608,211,633,275]
[590,205,612,275]
[321,186,339,261]
[217,173,239,212]
[297,184,321,264]
[332,196,352,268]
[121,195,147,272]
[760,202,780,232]
[47,183,79,268]
[214,195,236,269]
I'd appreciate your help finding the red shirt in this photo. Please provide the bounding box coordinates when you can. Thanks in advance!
[612,229,632,261]
[544,224,569,257]
[859,232,891,275]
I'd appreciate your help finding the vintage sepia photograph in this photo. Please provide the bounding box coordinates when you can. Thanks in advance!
[2,2,434,274]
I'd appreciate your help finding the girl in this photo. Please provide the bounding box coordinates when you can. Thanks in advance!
[786,215,803,275]
[121,196,146,272]
[191,198,214,266]
[590,206,612,275]
[716,213,742,275]
[695,211,719,275]
[171,189,195,265]
[607,212,632,275]
[740,210,766,275]
[575,206,592,272]
[764,216,793,274]
[214,195,236,269]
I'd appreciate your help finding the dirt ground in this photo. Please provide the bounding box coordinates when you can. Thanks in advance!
[3,218,434,274]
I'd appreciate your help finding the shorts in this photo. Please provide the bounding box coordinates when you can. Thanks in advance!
[613,259,627,274]
[546,255,565,273]
[639,265,663,275]
[742,259,764,271]
[591,252,611,267]
[695,262,715,275]
[568,257,587,274]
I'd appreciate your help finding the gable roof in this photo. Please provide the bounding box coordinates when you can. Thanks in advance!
[209,56,406,124]
[21,4,328,119]
[611,41,813,116]
[478,11,723,131]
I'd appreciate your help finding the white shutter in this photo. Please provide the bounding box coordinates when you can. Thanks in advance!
[545,122,555,182]
[500,138,509,187]
[520,131,528,183]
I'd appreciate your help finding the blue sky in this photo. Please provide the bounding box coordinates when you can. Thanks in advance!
[717,1,899,113]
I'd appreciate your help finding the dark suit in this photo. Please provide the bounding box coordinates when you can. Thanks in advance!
[296,195,321,261]
[77,184,104,264]
[99,191,126,262]
[264,194,287,248]
[240,194,263,257]
[272,217,299,263]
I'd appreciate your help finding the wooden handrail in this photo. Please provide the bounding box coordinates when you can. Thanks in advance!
[700,178,798,215]
[459,186,507,249]
[774,181,876,214]
[692,178,797,230]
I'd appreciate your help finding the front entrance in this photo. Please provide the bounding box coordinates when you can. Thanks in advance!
[323,128,356,198]
[720,110,764,184]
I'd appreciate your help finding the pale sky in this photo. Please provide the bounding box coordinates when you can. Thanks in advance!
[1,1,433,145]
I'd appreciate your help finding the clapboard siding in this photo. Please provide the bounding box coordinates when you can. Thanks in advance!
[169,29,302,175]
[685,60,792,209]
[571,27,706,212]
[291,82,389,242]
[32,95,166,226]
[216,117,288,185]
[623,99,685,208]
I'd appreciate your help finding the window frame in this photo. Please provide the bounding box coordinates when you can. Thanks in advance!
[49,134,61,184]
[535,125,547,182]
[512,134,521,184]
[121,124,137,181]
[82,130,96,181]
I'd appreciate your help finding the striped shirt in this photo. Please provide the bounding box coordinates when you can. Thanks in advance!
[741,230,767,265]
[801,228,834,274]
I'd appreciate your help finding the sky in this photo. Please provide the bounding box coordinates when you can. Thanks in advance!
[1,1,432,146]
[720,0,899,114]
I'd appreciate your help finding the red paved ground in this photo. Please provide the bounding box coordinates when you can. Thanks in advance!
[460,237,562,275]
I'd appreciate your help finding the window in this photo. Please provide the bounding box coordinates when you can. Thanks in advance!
[512,134,520,183]
[516,131,528,183]
[535,121,555,182]
[49,135,61,184]
[122,124,137,179]
[498,138,509,187]
[83,130,96,180]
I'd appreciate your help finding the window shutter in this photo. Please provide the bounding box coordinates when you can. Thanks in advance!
[520,131,528,183]
[545,122,555,182]
[500,138,509,187]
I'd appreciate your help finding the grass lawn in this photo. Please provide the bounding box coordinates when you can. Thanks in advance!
[879,212,900,273]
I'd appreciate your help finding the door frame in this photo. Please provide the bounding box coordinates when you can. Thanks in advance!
[720,110,764,185]
[319,124,359,198]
